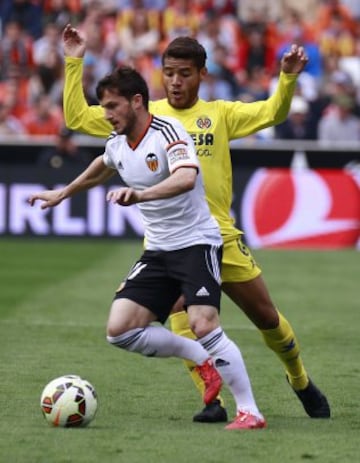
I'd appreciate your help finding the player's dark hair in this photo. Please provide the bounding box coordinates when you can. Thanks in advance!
[96,66,149,109]
[162,37,207,70]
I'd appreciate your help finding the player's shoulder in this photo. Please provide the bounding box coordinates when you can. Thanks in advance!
[150,98,168,112]
[151,114,184,128]
[150,114,187,141]
[105,131,125,149]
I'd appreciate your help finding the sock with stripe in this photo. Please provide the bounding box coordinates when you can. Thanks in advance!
[199,326,262,416]
[261,310,309,390]
[169,311,224,405]
[107,325,209,365]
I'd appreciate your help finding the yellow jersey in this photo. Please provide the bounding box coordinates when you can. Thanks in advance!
[64,57,297,239]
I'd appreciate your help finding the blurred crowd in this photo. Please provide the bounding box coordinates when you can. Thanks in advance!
[0,0,360,144]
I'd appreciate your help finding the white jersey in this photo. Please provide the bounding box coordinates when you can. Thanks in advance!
[103,115,222,251]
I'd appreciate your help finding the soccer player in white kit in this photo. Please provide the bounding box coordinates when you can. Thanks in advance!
[28,66,265,429]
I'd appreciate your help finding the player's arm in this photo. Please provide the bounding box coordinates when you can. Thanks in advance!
[28,155,115,209]
[107,166,197,206]
[63,24,112,138]
[261,44,309,124]
[228,44,309,136]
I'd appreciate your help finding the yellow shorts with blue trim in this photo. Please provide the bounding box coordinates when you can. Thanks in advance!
[221,236,262,283]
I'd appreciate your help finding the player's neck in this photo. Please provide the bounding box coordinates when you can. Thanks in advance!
[127,112,152,146]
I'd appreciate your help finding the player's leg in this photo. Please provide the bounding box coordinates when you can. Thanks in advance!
[106,298,222,405]
[169,297,206,395]
[187,304,266,430]
[169,299,227,422]
[221,236,330,418]
[176,244,266,429]
[106,254,222,407]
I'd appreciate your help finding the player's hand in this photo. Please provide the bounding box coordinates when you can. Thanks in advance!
[28,190,65,209]
[63,24,86,58]
[280,44,309,74]
[107,188,141,206]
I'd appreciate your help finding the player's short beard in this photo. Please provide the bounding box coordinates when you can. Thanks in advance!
[117,108,137,137]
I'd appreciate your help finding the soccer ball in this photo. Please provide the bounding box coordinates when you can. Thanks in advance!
[40,375,98,427]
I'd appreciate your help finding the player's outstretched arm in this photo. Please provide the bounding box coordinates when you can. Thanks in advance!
[280,44,309,74]
[29,156,115,209]
[63,25,112,138]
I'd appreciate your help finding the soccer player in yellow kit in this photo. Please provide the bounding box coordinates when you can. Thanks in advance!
[62,25,330,425]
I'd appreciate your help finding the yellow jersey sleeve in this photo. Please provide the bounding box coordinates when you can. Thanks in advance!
[64,57,111,138]
[222,71,298,139]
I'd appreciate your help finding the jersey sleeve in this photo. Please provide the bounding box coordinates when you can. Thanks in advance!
[224,71,298,139]
[102,151,115,169]
[165,125,199,174]
[102,138,118,170]
[64,57,112,138]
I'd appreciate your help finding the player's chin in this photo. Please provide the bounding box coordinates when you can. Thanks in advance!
[168,95,187,109]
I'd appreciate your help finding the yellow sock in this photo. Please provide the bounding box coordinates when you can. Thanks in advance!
[169,310,224,405]
[261,310,309,390]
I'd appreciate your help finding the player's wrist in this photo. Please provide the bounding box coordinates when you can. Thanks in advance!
[64,56,84,64]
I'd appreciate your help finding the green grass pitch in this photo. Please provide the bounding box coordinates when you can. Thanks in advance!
[0,238,359,463]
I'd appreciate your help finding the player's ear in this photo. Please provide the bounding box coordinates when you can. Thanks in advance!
[131,93,144,109]
[200,67,208,81]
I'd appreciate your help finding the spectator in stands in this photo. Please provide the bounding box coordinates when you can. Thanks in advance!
[338,31,360,93]
[317,9,356,57]
[37,126,92,168]
[238,0,318,24]
[236,25,276,78]
[77,1,113,86]
[0,64,31,120]
[0,0,43,39]
[21,93,63,136]
[276,9,323,82]
[276,6,315,46]
[32,22,64,96]
[194,0,236,17]
[0,19,35,81]
[114,0,162,35]
[116,0,166,9]
[81,54,99,105]
[340,0,360,19]
[196,9,240,80]
[275,95,317,140]
[317,93,360,142]
[116,7,160,63]
[0,101,26,136]
[33,22,62,66]
[319,69,360,118]
[199,72,234,101]
[238,6,278,50]
[316,0,357,37]
[42,0,82,29]
[162,0,200,41]
[1,0,359,141]
[202,42,240,99]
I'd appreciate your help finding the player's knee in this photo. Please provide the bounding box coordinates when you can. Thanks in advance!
[188,308,220,338]
[106,327,144,351]
[106,322,129,339]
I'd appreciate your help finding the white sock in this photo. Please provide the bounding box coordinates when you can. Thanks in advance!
[107,326,209,364]
[199,327,262,417]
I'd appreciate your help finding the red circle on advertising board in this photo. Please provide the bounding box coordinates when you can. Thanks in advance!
[242,169,360,248]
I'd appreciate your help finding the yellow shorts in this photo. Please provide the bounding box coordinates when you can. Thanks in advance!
[221,236,262,283]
